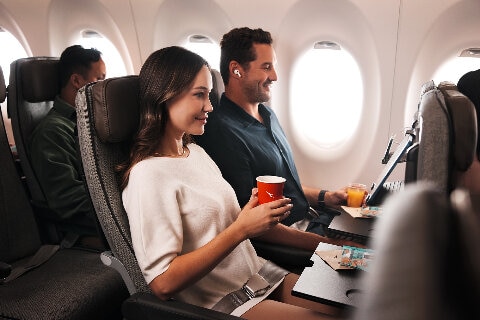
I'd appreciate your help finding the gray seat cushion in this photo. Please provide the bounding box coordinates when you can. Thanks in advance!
[0,249,128,320]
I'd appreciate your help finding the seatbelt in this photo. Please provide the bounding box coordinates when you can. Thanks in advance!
[0,230,85,284]
[212,261,288,314]
[0,244,60,284]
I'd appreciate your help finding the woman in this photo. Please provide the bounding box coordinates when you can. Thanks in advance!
[120,46,347,319]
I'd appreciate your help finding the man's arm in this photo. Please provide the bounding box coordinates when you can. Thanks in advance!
[255,222,366,250]
[303,185,347,209]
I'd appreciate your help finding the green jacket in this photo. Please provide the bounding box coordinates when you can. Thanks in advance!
[29,96,95,227]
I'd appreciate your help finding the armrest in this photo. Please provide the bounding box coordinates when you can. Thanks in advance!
[251,240,313,272]
[100,251,136,294]
[122,292,245,320]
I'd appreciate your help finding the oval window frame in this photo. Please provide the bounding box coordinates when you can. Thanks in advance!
[289,41,364,160]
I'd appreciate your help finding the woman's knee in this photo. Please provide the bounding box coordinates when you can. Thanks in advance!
[241,299,341,320]
[268,273,343,316]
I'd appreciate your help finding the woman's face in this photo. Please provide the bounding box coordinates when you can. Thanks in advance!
[166,65,213,136]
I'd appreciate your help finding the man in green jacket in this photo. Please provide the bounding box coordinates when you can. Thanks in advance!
[29,45,106,247]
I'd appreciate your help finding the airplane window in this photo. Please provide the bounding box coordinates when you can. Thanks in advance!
[78,30,127,78]
[0,27,28,86]
[183,35,220,71]
[290,41,363,150]
[0,27,28,147]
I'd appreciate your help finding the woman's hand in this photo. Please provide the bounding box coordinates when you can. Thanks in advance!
[234,189,292,239]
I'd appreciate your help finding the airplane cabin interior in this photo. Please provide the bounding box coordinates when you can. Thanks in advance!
[0,0,479,319]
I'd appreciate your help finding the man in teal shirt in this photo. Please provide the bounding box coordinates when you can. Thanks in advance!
[29,45,106,243]
[197,28,348,236]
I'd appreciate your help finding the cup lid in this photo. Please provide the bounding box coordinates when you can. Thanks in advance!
[256,175,286,183]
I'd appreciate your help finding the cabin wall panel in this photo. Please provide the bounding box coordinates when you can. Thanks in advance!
[275,0,400,190]
[48,0,137,74]
[1,0,478,190]
[211,0,297,32]
[0,1,49,55]
[97,0,144,73]
[396,0,480,127]
[152,0,230,54]
[128,0,167,67]
[392,0,460,136]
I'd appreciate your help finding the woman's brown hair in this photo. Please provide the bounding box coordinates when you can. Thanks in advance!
[118,46,210,189]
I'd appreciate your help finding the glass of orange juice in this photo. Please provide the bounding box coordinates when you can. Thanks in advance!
[347,183,367,207]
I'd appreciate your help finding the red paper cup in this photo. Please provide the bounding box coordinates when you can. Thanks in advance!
[256,175,286,204]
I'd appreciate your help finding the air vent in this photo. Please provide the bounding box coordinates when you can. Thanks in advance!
[189,35,211,43]
[314,41,341,50]
[459,48,480,57]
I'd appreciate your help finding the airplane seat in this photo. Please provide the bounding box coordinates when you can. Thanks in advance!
[352,183,480,320]
[7,57,63,243]
[7,56,107,245]
[8,57,58,204]
[75,75,316,319]
[404,81,433,183]
[210,69,224,108]
[75,76,242,320]
[0,65,5,104]
[437,81,478,172]
[362,82,480,319]
[409,80,477,192]
[205,69,313,272]
[0,65,129,320]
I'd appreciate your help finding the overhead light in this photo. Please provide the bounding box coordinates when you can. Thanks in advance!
[314,41,340,50]
[189,35,211,44]
[459,48,480,57]
[82,30,102,38]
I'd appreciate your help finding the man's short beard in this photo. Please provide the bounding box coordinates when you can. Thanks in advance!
[243,82,271,103]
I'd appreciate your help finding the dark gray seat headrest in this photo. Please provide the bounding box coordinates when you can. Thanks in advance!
[19,58,59,102]
[209,69,224,108]
[89,69,224,144]
[89,76,140,143]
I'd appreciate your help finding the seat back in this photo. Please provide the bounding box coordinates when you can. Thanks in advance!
[77,76,249,319]
[414,81,477,192]
[0,65,5,103]
[210,69,224,108]
[0,66,129,319]
[0,66,43,263]
[76,75,149,293]
[7,57,59,209]
[75,67,233,294]
[353,183,480,320]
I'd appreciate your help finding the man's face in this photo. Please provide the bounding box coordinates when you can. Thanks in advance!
[80,58,106,87]
[241,43,278,103]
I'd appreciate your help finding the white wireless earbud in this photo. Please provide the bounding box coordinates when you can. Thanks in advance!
[234,69,241,77]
